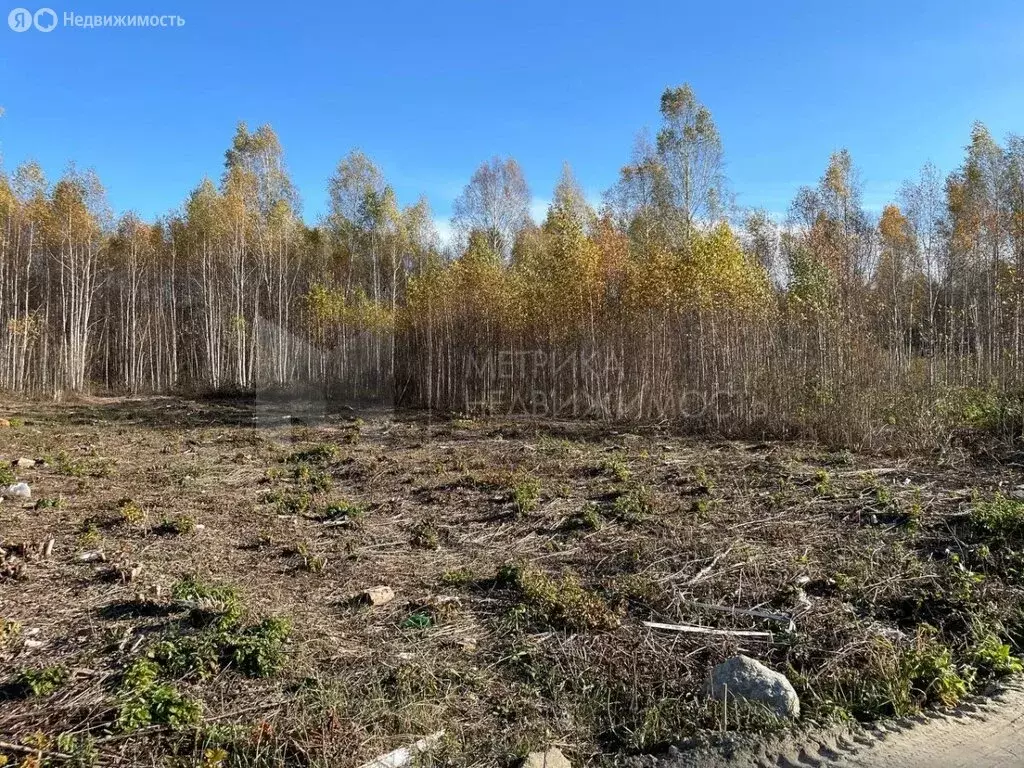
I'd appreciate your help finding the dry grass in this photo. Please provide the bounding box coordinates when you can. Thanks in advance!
[1,396,1023,766]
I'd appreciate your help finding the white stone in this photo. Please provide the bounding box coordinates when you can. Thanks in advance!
[522,748,572,768]
[705,654,800,719]
[361,585,395,606]
[2,482,31,499]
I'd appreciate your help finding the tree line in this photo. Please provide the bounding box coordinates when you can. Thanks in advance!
[2,86,1023,445]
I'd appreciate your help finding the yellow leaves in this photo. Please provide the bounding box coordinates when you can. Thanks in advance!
[622,223,772,317]
[823,150,853,202]
[348,219,773,350]
[682,223,771,313]
[879,205,912,250]
[306,284,394,333]
[306,284,346,324]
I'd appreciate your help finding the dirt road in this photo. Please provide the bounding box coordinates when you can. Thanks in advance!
[658,683,1024,768]
[831,685,1024,768]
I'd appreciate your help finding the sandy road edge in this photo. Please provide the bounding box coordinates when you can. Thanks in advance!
[634,677,1024,768]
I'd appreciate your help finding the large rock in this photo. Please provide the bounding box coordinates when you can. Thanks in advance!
[522,748,571,768]
[705,655,800,719]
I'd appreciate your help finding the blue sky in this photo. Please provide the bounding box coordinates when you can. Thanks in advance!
[1,0,1022,236]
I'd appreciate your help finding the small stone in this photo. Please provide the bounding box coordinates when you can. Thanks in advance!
[0,419,10,428]
[2,482,31,499]
[705,654,800,719]
[522,748,571,768]
[361,585,395,606]
[76,550,106,563]
[13,457,36,469]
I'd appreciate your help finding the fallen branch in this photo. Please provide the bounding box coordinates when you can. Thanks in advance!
[641,621,773,639]
[0,740,73,761]
[660,546,734,586]
[357,731,446,768]
[681,601,795,631]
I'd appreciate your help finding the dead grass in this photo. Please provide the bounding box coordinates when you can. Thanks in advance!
[1,397,1023,766]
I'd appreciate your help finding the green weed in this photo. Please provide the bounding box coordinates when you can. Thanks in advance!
[511,476,541,515]
[116,659,202,731]
[15,665,68,697]
[158,514,197,535]
[612,485,654,525]
[117,498,147,526]
[971,493,1024,539]
[902,629,971,708]
[0,617,22,649]
[577,501,603,530]
[78,520,102,549]
[972,633,1023,676]
[293,463,332,493]
[322,500,365,525]
[602,456,631,483]
[813,469,834,497]
[499,563,619,632]
[287,443,340,465]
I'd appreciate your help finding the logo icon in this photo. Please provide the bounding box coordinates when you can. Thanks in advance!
[8,7,32,31]
[33,7,56,31]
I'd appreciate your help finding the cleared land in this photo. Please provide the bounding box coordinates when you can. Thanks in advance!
[2,397,1024,767]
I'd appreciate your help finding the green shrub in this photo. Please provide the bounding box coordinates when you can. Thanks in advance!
[293,463,332,493]
[612,485,654,525]
[602,456,631,483]
[159,514,196,535]
[499,563,619,632]
[512,476,541,515]
[229,617,292,677]
[322,500,365,524]
[161,577,291,679]
[171,575,244,627]
[287,443,340,465]
[813,469,834,497]
[117,498,147,526]
[937,387,1024,434]
[16,665,68,697]
[972,634,1023,676]
[971,493,1024,539]
[902,629,971,708]
[116,659,202,731]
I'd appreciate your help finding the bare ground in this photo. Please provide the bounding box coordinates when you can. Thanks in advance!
[2,396,1024,767]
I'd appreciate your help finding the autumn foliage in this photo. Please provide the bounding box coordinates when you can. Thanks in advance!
[2,89,1024,446]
